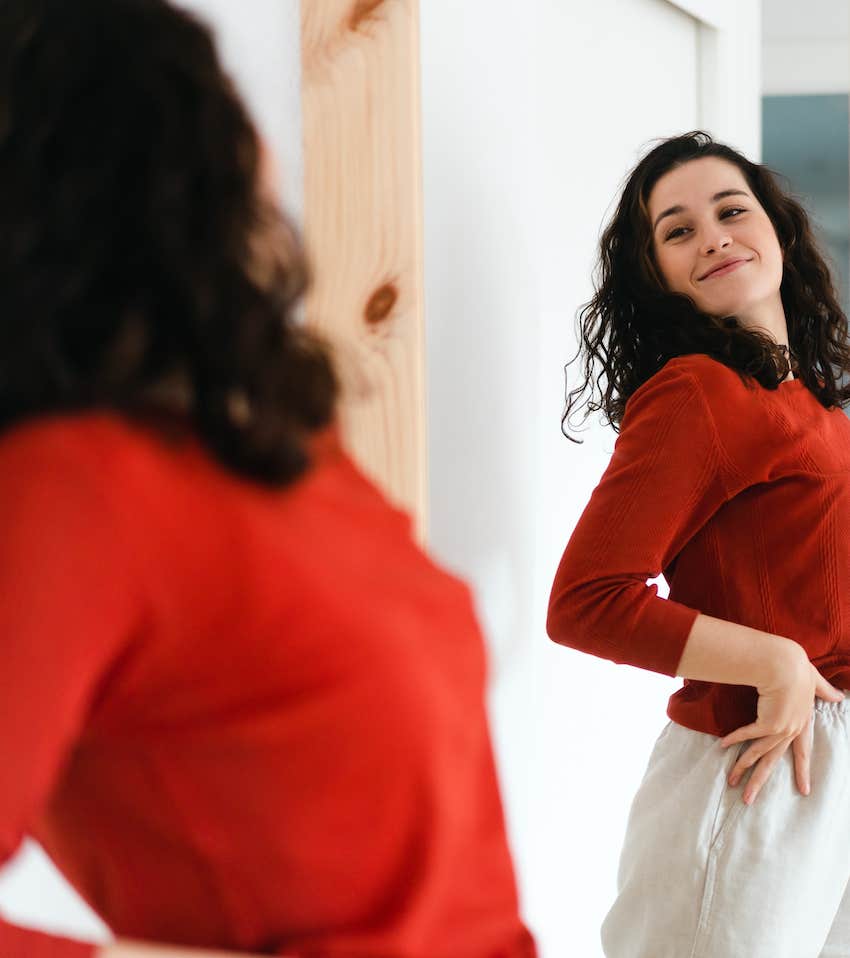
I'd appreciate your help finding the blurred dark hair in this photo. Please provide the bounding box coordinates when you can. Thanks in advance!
[563,130,850,441]
[0,0,337,482]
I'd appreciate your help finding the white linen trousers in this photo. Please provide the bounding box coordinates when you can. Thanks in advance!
[602,693,850,958]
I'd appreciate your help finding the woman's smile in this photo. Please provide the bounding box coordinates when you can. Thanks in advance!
[699,257,753,281]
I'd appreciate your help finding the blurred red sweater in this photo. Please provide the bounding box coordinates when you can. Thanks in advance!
[0,413,536,958]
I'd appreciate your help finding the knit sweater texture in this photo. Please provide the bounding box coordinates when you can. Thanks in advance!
[548,352,850,736]
[0,414,535,958]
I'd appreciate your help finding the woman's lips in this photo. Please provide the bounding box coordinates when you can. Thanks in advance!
[702,259,750,280]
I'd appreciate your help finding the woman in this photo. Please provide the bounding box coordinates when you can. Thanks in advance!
[0,1,537,956]
[547,130,850,958]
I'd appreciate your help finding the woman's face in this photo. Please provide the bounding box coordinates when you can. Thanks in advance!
[647,156,784,320]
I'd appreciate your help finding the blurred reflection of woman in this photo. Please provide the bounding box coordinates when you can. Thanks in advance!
[0,2,537,957]
[548,130,850,958]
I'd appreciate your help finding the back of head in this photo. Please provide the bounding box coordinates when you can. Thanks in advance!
[562,130,850,441]
[0,0,337,483]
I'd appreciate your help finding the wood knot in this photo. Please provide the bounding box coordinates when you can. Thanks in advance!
[364,282,398,326]
[349,0,385,32]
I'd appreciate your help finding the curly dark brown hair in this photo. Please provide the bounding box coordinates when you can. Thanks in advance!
[0,0,337,482]
[562,130,850,441]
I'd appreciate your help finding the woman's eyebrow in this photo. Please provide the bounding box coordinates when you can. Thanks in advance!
[653,189,750,232]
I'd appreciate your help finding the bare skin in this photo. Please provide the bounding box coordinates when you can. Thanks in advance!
[647,156,844,804]
[98,944,265,958]
[649,155,791,365]
[676,613,843,805]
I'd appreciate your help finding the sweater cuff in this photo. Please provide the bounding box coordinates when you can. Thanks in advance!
[632,595,701,676]
[0,919,98,958]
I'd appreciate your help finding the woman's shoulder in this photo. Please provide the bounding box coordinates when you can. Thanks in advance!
[0,413,210,513]
[0,415,152,560]
[626,353,752,416]
[0,412,131,466]
[655,352,751,390]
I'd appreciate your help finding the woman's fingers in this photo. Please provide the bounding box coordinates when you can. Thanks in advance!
[719,723,761,749]
[739,740,788,805]
[792,714,814,796]
[718,670,842,805]
[815,673,845,702]
[725,715,814,804]
[727,733,784,786]
[718,673,843,804]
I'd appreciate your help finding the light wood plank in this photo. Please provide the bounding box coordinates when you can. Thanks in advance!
[301,0,427,540]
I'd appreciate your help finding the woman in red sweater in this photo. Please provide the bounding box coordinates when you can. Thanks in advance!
[548,131,850,957]
[0,1,536,957]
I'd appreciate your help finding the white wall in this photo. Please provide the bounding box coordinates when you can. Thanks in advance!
[177,0,304,221]
[762,0,849,95]
[421,1,760,955]
[173,0,312,337]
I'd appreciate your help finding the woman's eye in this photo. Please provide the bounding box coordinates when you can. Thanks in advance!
[665,207,747,241]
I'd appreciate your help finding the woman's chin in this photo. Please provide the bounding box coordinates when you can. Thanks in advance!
[701,298,750,320]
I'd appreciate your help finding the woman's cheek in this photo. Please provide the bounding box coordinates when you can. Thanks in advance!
[662,256,687,295]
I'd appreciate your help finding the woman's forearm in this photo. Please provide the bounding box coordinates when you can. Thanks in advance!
[676,611,808,687]
[99,941,266,958]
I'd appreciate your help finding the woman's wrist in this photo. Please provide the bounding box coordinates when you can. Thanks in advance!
[755,635,809,690]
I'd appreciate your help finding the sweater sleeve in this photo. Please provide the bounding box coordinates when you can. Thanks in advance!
[546,360,733,676]
[0,919,97,958]
[0,425,142,957]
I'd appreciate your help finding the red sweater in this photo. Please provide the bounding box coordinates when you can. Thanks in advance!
[548,352,850,737]
[0,414,536,958]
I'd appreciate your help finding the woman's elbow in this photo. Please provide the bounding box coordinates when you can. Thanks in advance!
[546,588,579,646]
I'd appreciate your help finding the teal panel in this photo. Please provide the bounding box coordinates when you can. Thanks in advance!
[762,94,850,318]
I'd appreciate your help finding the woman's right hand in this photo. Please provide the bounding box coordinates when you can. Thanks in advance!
[718,644,844,805]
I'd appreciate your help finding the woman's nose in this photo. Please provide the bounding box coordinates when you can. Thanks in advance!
[699,229,733,256]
